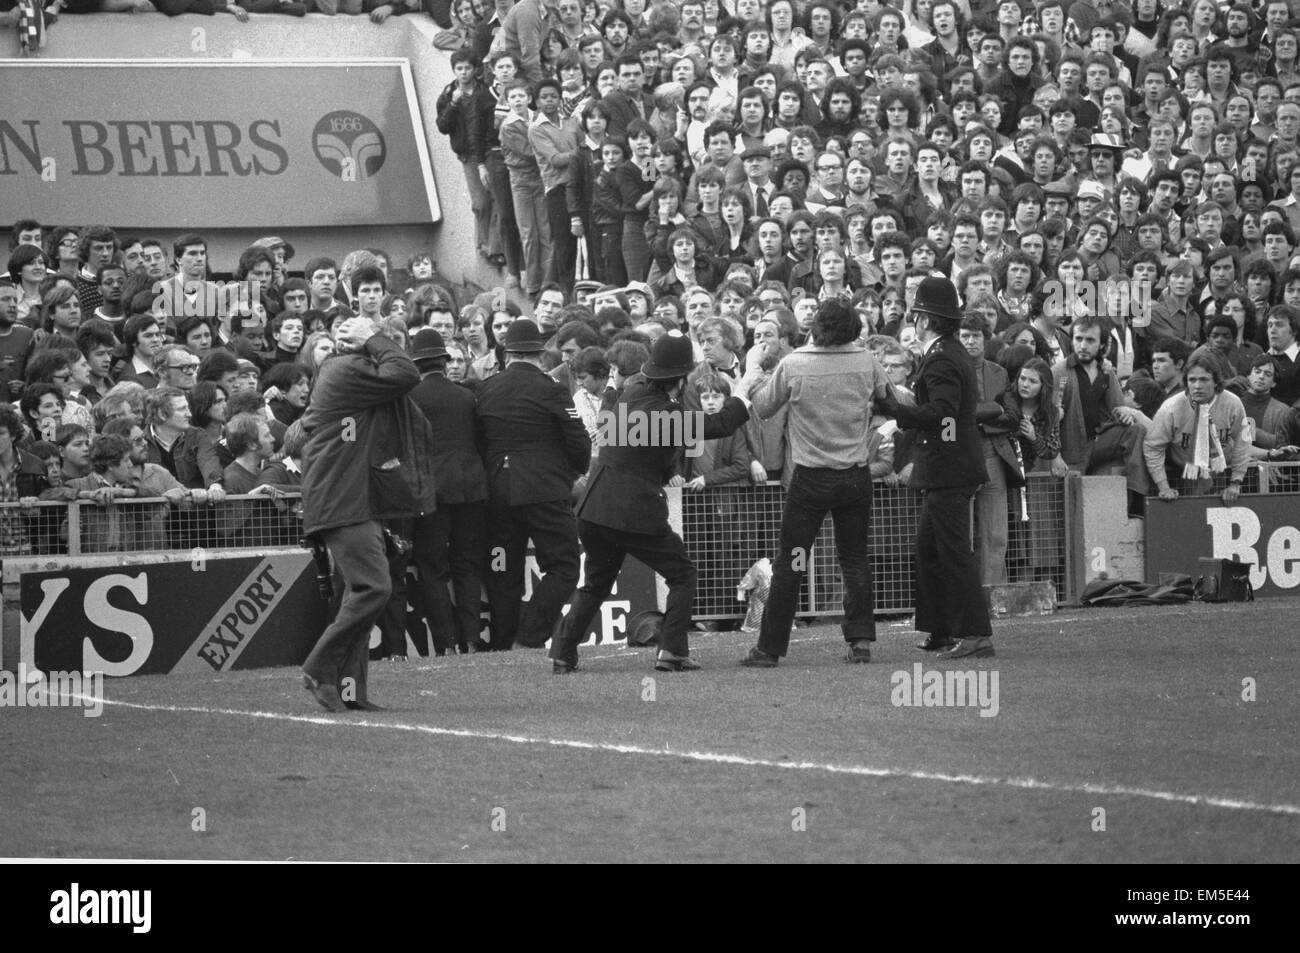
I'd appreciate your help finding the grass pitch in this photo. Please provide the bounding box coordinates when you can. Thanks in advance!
[4,602,1297,863]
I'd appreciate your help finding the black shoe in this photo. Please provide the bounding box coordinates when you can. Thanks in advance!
[302,673,347,713]
[552,660,578,675]
[655,652,701,672]
[844,640,872,663]
[937,636,995,660]
[468,638,492,653]
[739,647,779,668]
[345,699,387,711]
[916,634,957,651]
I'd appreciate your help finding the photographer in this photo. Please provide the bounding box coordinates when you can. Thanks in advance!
[298,318,434,713]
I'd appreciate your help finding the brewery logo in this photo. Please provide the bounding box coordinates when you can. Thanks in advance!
[312,110,386,181]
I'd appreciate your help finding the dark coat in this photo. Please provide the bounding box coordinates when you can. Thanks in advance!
[409,372,489,505]
[892,335,987,489]
[435,79,488,161]
[475,361,591,505]
[577,377,749,534]
[300,335,433,535]
[143,426,224,490]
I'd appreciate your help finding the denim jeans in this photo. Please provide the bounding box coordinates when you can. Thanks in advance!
[757,465,876,657]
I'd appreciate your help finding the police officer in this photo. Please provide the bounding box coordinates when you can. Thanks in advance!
[476,319,591,650]
[408,329,490,655]
[878,277,995,659]
[549,330,763,674]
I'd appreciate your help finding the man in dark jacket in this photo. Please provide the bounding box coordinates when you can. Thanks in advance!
[550,330,757,674]
[476,319,591,651]
[298,318,432,712]
[408,330,489,655]
[879,277,995,659]
[436,49,495,261]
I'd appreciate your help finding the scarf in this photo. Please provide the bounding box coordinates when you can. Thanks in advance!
[1185,397,1226,480]
[17,0,45,55]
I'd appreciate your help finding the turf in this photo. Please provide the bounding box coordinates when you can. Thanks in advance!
[3,602,1298,863]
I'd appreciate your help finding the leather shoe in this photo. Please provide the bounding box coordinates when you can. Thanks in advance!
[345,699,387,711]
[739,646,779,668]
[301,673,347,713]
[655,652,701,672]
[552,660,578,675]
[512,630,550,649]
[937,636,995,660]
[916,634,957,651]
[843,640,872,663]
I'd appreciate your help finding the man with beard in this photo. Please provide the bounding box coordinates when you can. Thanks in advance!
[1054,315,1152,512]
[816,79,860,141]
[1219,5,1257,77]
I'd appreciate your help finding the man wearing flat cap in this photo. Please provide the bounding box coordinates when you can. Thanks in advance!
[476,319,591,651]
[877,276,996,660]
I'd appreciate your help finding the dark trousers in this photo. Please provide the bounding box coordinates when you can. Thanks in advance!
[598,222,627,286]
[551,519,698,663]
[302,521,389,701]
[412,501,487,652]
[486,150,523,277]
[758,465,876,658]
[545,186,576,296]
[914,485,992,640]
[484,497,580,648]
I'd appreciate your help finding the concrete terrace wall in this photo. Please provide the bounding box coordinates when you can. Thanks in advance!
[6,13,497,290]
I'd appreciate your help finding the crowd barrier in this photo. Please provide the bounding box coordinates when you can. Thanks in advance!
[674,474,1081,620]
[3,461,1297,612]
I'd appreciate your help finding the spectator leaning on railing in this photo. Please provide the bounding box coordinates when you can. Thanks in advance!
[1144,348,1252,507]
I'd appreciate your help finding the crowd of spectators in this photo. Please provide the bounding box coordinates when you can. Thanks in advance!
[7,0,1300,638]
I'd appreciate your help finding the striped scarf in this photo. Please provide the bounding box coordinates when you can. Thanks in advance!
[17,0,46,56]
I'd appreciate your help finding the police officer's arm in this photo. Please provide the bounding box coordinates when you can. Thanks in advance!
[891,353,962,432]
[552,382,593,474]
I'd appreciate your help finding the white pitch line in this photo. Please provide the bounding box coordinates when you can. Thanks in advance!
[66,695,1300,818]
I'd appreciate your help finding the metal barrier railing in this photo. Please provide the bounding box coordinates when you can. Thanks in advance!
[1171,461,1300,498]
[677,473,1081,620]
[0,494,306,556]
